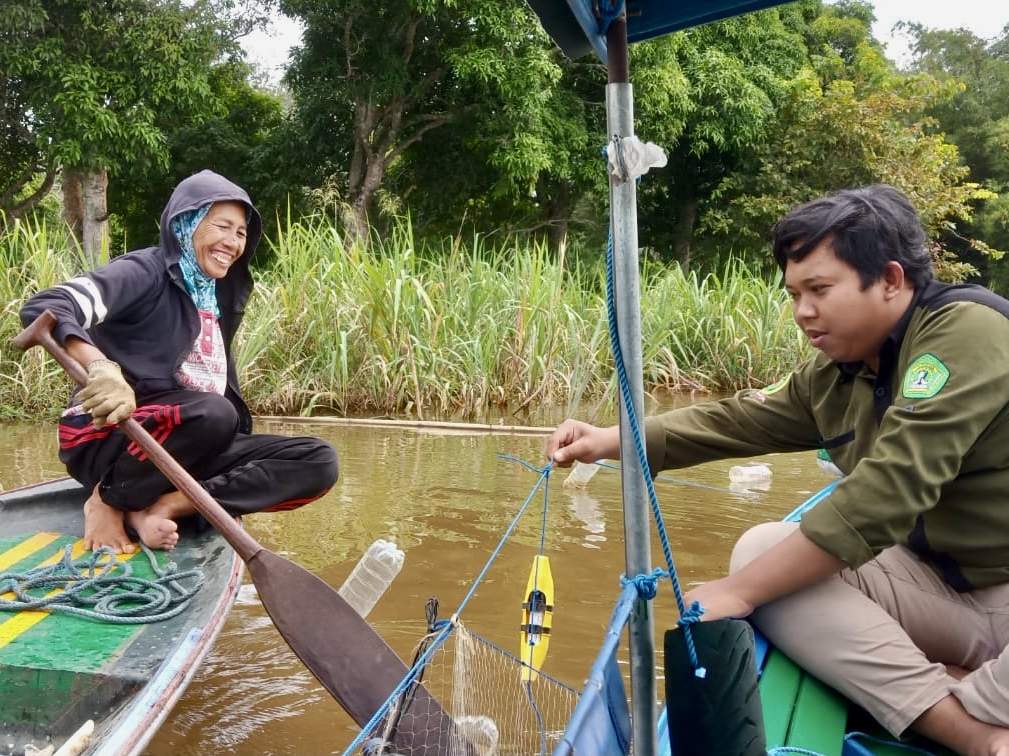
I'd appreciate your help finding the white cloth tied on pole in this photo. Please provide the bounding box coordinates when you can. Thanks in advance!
[607,136,668,181]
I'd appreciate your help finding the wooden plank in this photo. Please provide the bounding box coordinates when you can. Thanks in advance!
[785,673,847,756]
[758,648,801,748]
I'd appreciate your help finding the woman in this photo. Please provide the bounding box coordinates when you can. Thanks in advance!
[21,170,338,553]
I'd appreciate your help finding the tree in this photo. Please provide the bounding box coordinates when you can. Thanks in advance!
[632,3,814,267]
[693,5,1000,281]
[108,60,287,249]
[903,24,1009,287]
[279,0,568,240]
[0,3,56,224]
[387,47,605,252]
[1,0,241,264]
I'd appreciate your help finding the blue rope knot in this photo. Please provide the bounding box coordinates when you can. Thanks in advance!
[620,568,668,600]
[677,601,707,678]
[678,600,704,626]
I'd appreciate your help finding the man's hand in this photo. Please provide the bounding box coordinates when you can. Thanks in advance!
[79,359,135,427]
[686,529,846,621]
[684,578,755,622]
[545,419,621,466]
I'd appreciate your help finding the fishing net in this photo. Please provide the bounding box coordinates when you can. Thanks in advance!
[356,621,579,755]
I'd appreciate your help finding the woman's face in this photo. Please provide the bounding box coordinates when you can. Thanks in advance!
[193,201,248,279]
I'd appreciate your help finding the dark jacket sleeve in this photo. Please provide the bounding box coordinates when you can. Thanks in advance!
[20,251,160,348]
[800,303,1009,568]
[644,358,823,474]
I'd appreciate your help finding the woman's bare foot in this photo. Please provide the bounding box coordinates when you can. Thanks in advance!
[83,486,135,554]
[125,490,195,551]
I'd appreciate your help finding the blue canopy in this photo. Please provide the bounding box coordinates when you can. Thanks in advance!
[527,0,797,60]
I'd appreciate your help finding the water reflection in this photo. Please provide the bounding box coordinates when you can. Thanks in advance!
[0,419,834,754]
[565,491,606,547]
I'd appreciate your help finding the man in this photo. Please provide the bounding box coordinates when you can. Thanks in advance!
[546,185,1009,756]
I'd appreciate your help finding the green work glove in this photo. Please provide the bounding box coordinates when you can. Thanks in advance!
[79,359,136,428]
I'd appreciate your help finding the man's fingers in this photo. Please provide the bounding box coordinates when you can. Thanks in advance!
[546,420,582,462]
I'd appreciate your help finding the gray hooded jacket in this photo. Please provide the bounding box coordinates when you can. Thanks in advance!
[21,170,263,433]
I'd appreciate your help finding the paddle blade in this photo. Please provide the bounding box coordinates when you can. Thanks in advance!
[247,549,454,753]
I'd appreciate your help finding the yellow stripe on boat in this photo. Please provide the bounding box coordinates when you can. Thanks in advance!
[520,554,554,683]
[0,540,138,649]
[0,532,61,571]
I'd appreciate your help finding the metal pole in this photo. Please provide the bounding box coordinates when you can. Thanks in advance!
[606,15,656,756]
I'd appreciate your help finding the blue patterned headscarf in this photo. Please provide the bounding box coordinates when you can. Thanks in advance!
[170,204,219,317]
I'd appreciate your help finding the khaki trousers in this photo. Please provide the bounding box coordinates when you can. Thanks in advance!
[731,522,1009,736]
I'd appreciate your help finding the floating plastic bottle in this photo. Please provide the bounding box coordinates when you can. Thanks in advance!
[563,460,600,489]
[338,539,405,619]
[728,463,772,486]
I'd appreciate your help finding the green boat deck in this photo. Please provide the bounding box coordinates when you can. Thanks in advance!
[0,478,241,755]
[759,645,955,756]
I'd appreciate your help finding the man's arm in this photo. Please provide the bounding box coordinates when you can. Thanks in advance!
[685,529,845,620]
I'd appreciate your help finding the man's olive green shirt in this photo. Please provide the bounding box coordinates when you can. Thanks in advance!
[644,280,1009,591]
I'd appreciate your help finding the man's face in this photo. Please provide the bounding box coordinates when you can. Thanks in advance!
[784,241,893,365]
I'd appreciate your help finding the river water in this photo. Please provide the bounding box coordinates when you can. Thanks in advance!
[0,415,835,754]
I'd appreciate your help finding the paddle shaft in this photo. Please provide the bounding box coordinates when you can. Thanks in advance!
[14,310,261,562]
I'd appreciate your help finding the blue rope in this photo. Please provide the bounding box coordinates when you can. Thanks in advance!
[342,459,554,755]
[767,748,824,755]
[539,463,550,555]
[0,543,203,623]
[605,223,706,678]
[620,567,668,601]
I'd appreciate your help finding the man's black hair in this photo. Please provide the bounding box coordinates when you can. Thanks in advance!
[771,184,933,289]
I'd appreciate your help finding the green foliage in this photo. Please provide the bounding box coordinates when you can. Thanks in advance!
[279,0,585,236]
[695,6,1000,282]
[0,0,242,219]
[1,216,808,420]
[0,216,82,420]
[903,24,1009,288]
[634,7,811,264]
[108,60,288,249]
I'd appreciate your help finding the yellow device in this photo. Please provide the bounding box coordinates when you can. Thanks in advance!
[520,554,554,682]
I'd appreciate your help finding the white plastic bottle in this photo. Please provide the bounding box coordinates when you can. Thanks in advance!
[563,460,600,489]
[338,539,405,618]
[728,463,772,485]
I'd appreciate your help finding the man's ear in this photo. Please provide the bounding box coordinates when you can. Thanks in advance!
[881,261,906,299]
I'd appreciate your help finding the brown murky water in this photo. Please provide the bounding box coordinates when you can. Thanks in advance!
[0,416,835,755]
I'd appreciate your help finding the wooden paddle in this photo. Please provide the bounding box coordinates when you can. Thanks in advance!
[15,310,455,753]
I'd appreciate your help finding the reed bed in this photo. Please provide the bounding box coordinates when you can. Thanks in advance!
[0,215,809,421]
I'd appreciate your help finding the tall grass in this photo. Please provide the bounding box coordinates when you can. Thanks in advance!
[1,215,810,421]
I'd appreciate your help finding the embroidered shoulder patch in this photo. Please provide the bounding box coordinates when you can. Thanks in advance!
[762,375,790,395]
[901,353,950,399]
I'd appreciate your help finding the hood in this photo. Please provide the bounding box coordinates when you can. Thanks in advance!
[158,170,263,312]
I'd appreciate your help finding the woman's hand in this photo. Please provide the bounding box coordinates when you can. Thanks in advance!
[79,359,136,427]
[545,420,621,466]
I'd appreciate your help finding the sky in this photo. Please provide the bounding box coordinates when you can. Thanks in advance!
[240,1,1008,84]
